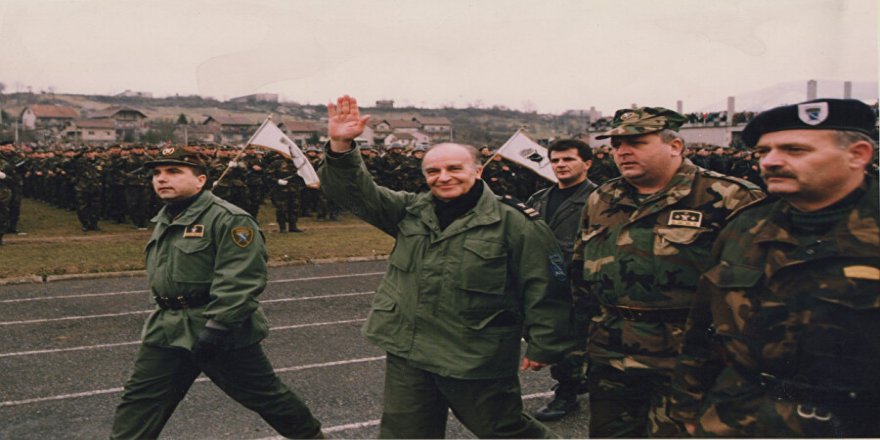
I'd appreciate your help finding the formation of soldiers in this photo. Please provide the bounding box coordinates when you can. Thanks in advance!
[1,138,876,243]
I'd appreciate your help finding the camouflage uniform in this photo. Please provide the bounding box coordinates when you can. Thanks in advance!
[671,98,880,437]
[572,107,765,437]
[0,146,25,233]
[210,156,251,213]
[73,152,103,231]
[123,149,153,229]
[266,158,303,232]
[0,156,14,244]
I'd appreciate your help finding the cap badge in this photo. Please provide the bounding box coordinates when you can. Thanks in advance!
[161,147,176,156]
[798,102,829,126]
[620,112,638,121]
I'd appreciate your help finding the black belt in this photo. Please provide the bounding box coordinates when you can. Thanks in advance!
[154,291,212,310]
[734,365,880,405]
[601,305,690,323]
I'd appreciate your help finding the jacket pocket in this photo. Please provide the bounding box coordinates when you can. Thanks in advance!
[813,264,879,310]
[459,238,508,294]
[654,226,711,256]
[363,292,410,352]
[171,239,214,283]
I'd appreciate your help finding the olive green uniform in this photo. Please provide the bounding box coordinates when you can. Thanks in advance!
[319,145,577,439]
[110,190,321,439]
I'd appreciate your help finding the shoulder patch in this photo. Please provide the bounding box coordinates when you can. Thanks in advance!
[725,195,778,222]
[698,168,763,191]
[499,194,541,220]
[230,226,255,248]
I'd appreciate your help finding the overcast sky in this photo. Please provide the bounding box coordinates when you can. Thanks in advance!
[0,0,876,114]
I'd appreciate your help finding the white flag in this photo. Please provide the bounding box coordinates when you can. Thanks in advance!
[246,117,320,187]
[494,129,557,183]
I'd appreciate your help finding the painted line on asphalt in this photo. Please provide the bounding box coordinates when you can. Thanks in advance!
[0,356,386,407]
[0,292,375,326]
[251,391,556,439]
[0,272,384,304]
[0,318,368,358]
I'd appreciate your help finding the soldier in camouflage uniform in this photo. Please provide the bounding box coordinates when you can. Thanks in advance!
[301,146,323,217]
[0,154,14,245]
[106,145,129,223]
[267,156,304,232]
[588,147,619,186]
[571,107,764,437]
[124,145,154,229]
[73,148,103,231]
[482,154,516,197]
[242,150,266,218]
[376,142,407,190]
[210,148,251,212]
[0,144,24,233]
[671,99,879,437]
[358,144,381,182]
[399,145,428,193]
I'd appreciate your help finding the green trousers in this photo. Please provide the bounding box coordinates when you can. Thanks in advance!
[110,343,321,439]
[586,363,685,438]
[379,353,558,439]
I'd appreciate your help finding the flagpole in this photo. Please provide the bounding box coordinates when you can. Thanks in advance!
[214,115,271,187]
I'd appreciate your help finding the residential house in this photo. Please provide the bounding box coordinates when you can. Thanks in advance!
[229,93,279,103]
[64,119,117,144]
[21,104,79,131]
[203,114,261,144]
[175,124,220,144]
[89,106,148,141]
[279,119,324,146]
[412,116,452,141]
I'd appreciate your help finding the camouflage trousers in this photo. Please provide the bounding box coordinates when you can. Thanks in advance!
[586,363,686,438]
[76,188,102,229]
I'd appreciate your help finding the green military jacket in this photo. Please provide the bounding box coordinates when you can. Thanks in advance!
[671,177,880,435]
[141,190,270,350]
[572,159,764,374]
[319,147,577,380]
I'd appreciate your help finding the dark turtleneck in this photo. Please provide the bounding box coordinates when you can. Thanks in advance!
[432,180,484,230]
[788,183,866,235]
[165,190,205,221]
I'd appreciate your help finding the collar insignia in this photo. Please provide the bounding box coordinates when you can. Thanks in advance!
[183,224,205,238]
[668,210,703,227]
[231,226,255,248]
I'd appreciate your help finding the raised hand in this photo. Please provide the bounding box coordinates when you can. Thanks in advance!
[327,95,370,152]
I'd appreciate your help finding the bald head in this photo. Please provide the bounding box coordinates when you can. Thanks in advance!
[421,143,483,201]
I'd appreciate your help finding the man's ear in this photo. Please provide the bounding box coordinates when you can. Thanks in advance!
[583,159,593,171]
[669,138,684,157]
[846,140,874,171]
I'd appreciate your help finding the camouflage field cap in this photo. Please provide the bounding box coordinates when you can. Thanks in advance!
[595,107,687,139]
[741,98,876,147]
[145,146,207,169]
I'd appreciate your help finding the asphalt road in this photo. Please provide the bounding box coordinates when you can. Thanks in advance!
[0,260,589,439]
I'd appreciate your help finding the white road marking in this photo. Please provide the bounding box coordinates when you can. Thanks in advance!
[0,319,368,357]
[0,356,386,407]
[250,391,556,439]
[0,292,375,326]
[0,272,384,303]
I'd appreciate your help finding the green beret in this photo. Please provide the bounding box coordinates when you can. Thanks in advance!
[145,146,206,169]
[741,98,876,147]
[596,107,687,139]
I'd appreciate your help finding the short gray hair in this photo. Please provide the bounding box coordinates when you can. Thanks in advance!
[658,129,684,144]
[836,130,878,150]
[423,143,482,168]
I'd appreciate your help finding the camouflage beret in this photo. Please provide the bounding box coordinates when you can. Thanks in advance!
[145,146,207,169]
[595,107,687,139]
[741,98,877,147]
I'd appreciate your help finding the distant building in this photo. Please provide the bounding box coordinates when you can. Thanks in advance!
[64,119,117,144]
[229,93,279,104]
[175,124,220,144]
[279,119,324,145]
[203,114,261,143]
[20,104,79,130]
[376,100,394,109]
[89,106,149,141]
[412,116,452,141]
[115,90,153,98]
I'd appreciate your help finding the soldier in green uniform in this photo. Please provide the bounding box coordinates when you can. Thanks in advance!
[123,145,153,229]
[301,146,323,217]
[109,146,324,440]
[527,139,597,422]
[242,149,267,217]
[671,99,879,437]
[571,107,765,437]
[105,145,129,223]
[211,148,251,212]
[320,95,576,439]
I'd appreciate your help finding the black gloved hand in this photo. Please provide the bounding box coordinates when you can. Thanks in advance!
[192,322,232,362]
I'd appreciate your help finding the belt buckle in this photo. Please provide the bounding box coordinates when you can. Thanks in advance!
[796,404,832,422]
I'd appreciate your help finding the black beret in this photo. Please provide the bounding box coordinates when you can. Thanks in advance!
[742,98,876,147]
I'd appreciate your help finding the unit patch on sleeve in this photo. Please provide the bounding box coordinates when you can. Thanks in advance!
[668,210,703,227]
[231,226,255,248]
[183,224,205,238]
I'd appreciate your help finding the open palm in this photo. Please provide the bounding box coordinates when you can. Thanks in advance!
[328,95,370,141]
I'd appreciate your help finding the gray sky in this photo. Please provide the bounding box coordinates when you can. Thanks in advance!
[0,0,876,114]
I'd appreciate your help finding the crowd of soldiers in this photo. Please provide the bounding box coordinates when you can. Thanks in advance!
[1,137,876,245]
